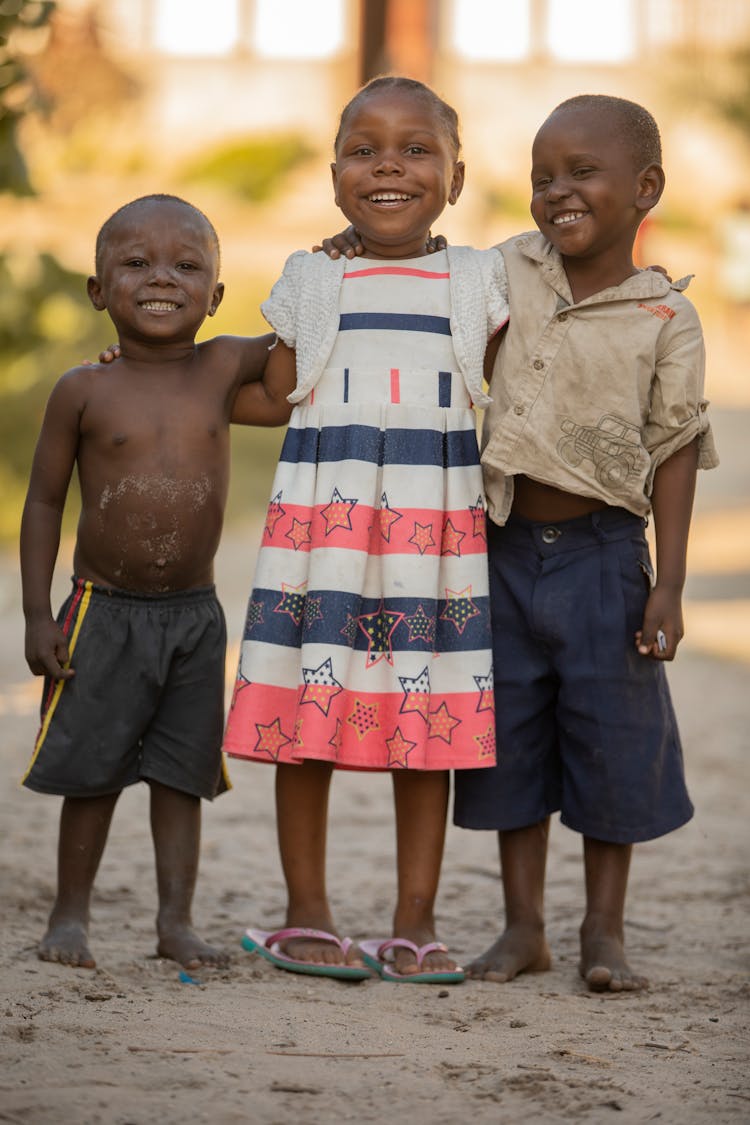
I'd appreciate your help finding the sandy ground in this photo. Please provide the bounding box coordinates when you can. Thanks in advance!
[1,407,749,1124]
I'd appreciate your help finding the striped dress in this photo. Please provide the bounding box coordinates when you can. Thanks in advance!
[223,252,496,771]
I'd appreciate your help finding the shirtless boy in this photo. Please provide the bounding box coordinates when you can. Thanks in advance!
[20,194,292,969]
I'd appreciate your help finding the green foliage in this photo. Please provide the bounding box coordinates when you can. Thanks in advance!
[0,0,55,195]
[181,134,315,202]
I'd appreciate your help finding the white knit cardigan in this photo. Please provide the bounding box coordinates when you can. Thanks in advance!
[261,245,509,408]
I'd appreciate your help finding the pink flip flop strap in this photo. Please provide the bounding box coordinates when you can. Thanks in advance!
[265,927,351,954]
[376,938,448,968]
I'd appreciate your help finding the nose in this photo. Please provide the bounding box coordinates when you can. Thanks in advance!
[545,176,571,202]
[148,262,178,285]
[374,149,403,175]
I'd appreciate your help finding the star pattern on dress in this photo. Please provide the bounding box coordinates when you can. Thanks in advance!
[440,586,480,635]
[346,699,381,740]
[244,599,264,633]
[378,492,403,542]
[274,581,307,626]
[293,715,304,750]
[428,701,461,743]
[409,521,436,555]
[386,726,417,768]
[441,518,465,557]
[253,717,292,761]
[339,613,359,647]
[473,670,494,712]
[300,657,343,715]
[264,491,286,537]
[285,517,312,551]
[404,603,436,645]
[357,599,405,667]
[321,487,358,535]
[303,595,323,633]
[469,496,487,540]
[474,723,496,761]
[399,667,431,721]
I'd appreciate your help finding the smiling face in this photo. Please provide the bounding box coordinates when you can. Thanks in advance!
[530,105,663,280]
[331,87,464,259]
[87,198,224,348]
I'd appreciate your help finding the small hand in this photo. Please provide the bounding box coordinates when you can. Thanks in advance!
[635,587,683,661]
[313,226,363,259]
[26,621,75,680]
[426,232,447,253]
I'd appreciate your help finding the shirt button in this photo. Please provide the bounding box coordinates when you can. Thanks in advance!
[533,359,545,370]
[541,526,561,543]
[514,403,525,415]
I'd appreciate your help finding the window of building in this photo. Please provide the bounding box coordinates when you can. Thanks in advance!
[254,0,345,58]
[153,0,240,55]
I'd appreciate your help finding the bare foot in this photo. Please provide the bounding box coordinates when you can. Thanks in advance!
[579,924,649,992]
[389,927,460,976]
[39,919,96,969]
[465,924,551,983]
[157,925,229,969]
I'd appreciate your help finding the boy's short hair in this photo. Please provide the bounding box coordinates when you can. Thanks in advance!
[94,194,220,274]
[335,76,461,159]
[552,94,662,171]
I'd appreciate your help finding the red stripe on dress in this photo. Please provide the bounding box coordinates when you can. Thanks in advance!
[345,266,450,280]
[390,368,400,403]
[262,501,486,555]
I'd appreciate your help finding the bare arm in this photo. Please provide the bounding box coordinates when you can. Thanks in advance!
[231,336,296,427]
[636,437,699,660]
[20,374,83,679]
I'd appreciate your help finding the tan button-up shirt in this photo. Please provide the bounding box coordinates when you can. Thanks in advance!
[482,232,718,525]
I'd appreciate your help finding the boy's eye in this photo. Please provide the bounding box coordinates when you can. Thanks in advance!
[125,258,146,267]
[177,262,198,271]
[406,144,427,155]
[352,145,374,156]
[573,167,595,177]
[532,177,551,190]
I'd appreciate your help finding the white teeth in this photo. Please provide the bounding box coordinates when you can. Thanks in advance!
[552,212,585,225]
[369,192,412,202]
[141,301,179,310]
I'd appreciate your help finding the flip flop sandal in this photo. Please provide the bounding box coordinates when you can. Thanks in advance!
[360,937,465,984]
[242,927,372,980]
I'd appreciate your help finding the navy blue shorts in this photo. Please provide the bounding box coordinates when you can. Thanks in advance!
[23,579,230,800]
[453,508,693,843]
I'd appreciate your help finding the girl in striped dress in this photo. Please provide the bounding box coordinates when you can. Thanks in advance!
[224,77,509,981]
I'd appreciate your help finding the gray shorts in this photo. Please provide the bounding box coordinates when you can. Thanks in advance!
[23,579,230,800]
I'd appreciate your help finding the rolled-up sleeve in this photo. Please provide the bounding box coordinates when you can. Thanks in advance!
[643,304,719,489]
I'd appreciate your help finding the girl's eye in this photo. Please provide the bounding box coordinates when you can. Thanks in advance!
[126,259,146,268]
[406,145,427,155]
[532,178,551,190]
[352,146,374,156]
[177,262,197,271]
[573,167,594,177]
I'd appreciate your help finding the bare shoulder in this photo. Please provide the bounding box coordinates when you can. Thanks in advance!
[196,333,274,385]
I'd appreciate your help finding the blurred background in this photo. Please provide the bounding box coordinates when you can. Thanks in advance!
[1,0,749,663]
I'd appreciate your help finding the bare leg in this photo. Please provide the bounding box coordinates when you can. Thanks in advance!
[580,837,648,992]
[149,781,228,968]
[275,761,362,965]
[466,819,552,982]
[389,769,455,974]
[39,792,119,969]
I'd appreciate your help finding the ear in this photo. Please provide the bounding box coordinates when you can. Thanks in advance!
[448,161,465,206]
[330,162,340,206]
[208,280,225,317]
[636,163,665,214]
[87,275,106,311]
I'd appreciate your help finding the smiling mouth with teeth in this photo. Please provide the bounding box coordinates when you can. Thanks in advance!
[140,301,180,310]
[552,212,586,225]
[368,192,414,204]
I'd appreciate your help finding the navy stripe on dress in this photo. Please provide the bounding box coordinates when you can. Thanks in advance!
[339,313,451,335]
[280,424,479,468]
[243,589,491,652]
